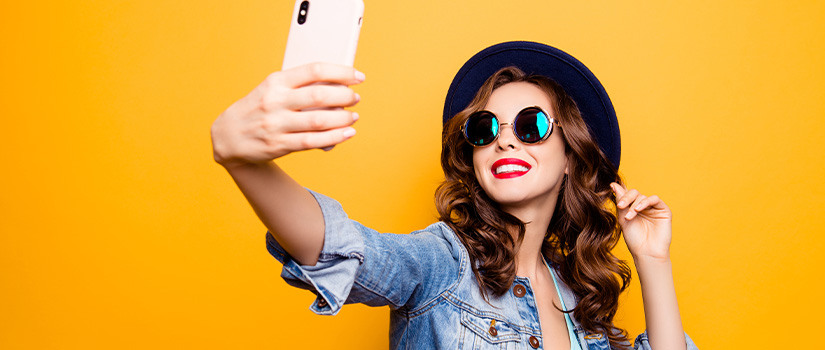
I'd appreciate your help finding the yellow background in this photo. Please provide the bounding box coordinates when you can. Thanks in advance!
[2,1,824,349]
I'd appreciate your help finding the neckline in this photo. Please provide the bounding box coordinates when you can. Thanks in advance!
[543,257,583,350]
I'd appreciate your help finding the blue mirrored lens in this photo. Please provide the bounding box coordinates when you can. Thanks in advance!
[465,112,498,146]
[514,108,550,143]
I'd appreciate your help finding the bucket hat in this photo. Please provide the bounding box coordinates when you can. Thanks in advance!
[443,41,621,168]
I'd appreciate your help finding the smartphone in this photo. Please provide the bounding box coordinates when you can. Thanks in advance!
[282,0,364,70]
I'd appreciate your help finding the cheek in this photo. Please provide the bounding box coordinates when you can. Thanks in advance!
[534,142,568,174]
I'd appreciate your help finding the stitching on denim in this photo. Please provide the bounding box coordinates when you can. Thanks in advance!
[317,251,364,264]
[459,310,521,341]
[352,278,401,309]
[404,222,466,318]
[311,287,337,314]
[442,293,541,336]
[460,300,538,337]
[457,322,466,349]
[402,294,444,318]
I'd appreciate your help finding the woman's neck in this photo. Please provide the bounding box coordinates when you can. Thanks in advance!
[504,198,557,280]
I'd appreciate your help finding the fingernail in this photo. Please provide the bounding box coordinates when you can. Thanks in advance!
[352,112,359,121]
[635,204,644,210]
[354,93,361,102]
[354,70,366,82]
[618,200,626,207]
[342,127,356,138]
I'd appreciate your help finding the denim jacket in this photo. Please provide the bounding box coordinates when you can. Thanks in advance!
[266,190,699,350]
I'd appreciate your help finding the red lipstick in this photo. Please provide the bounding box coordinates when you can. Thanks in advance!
[491,158,531,179]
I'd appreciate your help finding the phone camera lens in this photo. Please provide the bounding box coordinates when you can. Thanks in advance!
[297,1,309,25]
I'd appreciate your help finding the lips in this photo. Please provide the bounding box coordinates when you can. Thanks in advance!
[491,158,531,179]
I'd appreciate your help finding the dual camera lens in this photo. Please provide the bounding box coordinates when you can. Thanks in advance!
[297,1,309,25]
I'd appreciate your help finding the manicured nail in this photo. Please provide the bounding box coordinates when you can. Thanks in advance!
[352,112,360,121]
[618,200,626,207]
[342,127,356,138]
[354,93,361,102]
[354,70,366,82]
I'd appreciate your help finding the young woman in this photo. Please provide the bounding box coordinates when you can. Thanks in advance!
[211,41,698,350]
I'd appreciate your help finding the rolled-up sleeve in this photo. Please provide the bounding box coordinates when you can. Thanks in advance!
[633,330,699,350]
[265,189,459,316]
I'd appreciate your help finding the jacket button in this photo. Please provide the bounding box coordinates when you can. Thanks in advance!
[529,335,540,348]
[488,326,497,337]
[317,298,328,307]
[513,284,526,297]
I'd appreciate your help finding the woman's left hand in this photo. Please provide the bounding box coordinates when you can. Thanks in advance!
[610,183,673,261]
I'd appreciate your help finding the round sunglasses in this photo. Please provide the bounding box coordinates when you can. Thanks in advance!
[461,106,561,147]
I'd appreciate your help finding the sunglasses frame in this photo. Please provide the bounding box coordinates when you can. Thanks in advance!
[461,106,561,147]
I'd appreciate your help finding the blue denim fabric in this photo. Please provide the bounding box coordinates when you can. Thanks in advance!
[266,190,699,350]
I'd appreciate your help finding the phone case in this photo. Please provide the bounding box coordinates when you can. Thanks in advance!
[282,0,364,70]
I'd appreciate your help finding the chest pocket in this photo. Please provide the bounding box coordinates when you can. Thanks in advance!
[459,310,521,349]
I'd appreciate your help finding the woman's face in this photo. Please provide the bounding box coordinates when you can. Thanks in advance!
[472,82,568,212]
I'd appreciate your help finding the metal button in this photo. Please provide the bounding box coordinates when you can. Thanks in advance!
[488,326,497,337]
[513,284,526,297]
[529,335,540,348]
[317,298,328,307]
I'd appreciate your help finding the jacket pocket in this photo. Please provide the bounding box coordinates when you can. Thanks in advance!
[459,310,521,349]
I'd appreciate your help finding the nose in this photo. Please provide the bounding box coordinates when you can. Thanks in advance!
[495,123,519,150]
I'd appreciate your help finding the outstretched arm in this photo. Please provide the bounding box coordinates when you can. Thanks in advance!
[611,183,687,350]
[211,63,365,265]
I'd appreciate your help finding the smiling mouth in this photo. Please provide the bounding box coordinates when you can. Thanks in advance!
[491,158,531,179]
[495,164,529,174]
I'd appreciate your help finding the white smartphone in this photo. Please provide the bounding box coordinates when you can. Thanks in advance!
[281,0,364,70]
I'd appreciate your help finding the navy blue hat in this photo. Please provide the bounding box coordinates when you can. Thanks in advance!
[443,41,621,168]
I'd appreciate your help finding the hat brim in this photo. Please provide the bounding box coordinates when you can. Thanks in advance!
[443,41,621,168]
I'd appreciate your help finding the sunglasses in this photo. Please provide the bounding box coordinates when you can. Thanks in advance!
[461,106,561,147]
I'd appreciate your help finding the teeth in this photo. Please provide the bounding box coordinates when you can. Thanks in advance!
[495,164,529,174]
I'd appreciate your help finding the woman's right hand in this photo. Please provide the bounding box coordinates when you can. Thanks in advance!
[211,62,365,169]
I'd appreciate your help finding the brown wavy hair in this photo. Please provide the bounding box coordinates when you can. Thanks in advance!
[436,67,632,348]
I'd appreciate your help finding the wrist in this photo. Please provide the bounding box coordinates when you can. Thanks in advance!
[221,159,274,173]
[631,253,672,265]
[633,254,674,283]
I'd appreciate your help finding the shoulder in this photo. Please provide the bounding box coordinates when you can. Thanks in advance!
[380,222,470,312]
[409,222,469,264]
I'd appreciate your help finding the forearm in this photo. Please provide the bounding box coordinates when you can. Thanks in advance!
[225,161,324,266]
[634,256,686,350]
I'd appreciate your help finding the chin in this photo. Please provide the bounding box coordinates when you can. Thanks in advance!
[487,192,534,206]
[482,182,559,210]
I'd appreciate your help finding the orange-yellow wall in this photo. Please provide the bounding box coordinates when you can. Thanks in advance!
[2,1,824,349]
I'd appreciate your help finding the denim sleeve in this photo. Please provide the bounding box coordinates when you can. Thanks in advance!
[632,330,699,350]
[265,189,460,316]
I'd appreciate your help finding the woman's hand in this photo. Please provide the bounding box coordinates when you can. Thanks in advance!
[612,183,688,350]
[610,182,673,261]
[211,62,365,169]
